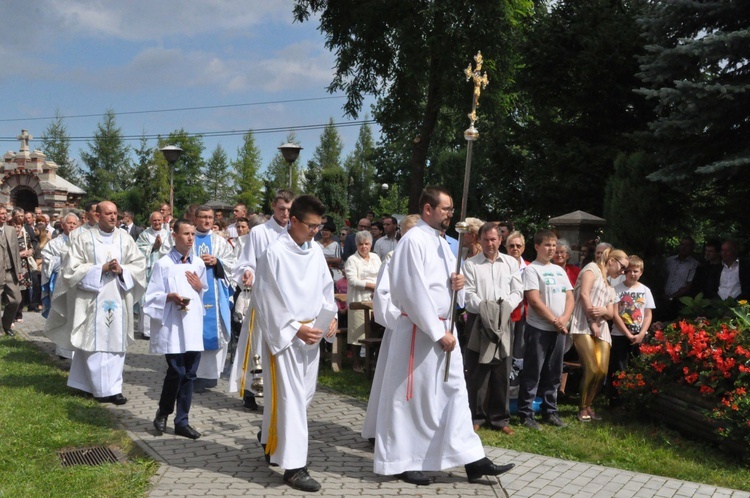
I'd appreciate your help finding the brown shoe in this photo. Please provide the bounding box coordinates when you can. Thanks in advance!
[500,426,515,435]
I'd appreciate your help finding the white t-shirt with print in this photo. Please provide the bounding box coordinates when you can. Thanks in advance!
[523,261,573,331]
[613,281,655,336]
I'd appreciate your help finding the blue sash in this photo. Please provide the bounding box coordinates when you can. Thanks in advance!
[195,234,231,350]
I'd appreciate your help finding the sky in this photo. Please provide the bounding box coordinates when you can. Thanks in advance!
[0,1,377,185]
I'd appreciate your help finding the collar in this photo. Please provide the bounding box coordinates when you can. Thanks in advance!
[169,247,192,264]
[723,259,739,269]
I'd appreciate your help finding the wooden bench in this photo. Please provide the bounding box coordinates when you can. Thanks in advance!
[349,301,383,379]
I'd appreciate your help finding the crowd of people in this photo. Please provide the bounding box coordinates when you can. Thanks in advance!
[4,187,744,493]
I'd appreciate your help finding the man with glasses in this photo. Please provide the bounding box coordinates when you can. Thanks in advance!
[254,195,337,492]
[343,217,371,261]
[191,206,236,392]
[373,186,515,486]
[229,190,294,409]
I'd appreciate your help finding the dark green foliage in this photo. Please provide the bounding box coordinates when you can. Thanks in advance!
[204,144,234,203]
[40,111,83,187]
[80,109,132,201]
[232,131,264,212]
[156,130,207,215]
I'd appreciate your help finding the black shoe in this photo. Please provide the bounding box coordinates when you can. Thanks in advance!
[283,467,321,492]
[256,431,278,467]
[153,410,167,434]
[521,416,541,431]
[542,412,567,427]
[174,424,201,439]
[397,471,432,486]
[3,328,15,337]
[95,394,127,405]
[465,457,515,483]
[243,394,259,410]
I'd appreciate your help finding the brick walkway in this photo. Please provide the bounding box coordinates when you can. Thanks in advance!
[16,313,750,498]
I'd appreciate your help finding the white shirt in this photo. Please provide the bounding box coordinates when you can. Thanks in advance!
[464,252,523,314]
[718,260,741,300]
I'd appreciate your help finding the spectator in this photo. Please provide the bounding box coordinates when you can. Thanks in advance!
[343,218,371,261]
[506,230,530,362]
[344,230,382,373]
[370,221,384,244]
[569,247,629,422]
[609,255,655,406]
[553,239,581,287]
[317,220,342,277]
[498,220,514,254]
[712,240,750,301]
[662,236,699,319]
[373,216,398,261]
[462,217,484,260]
[691,239,722,298]
[579,239,597,267]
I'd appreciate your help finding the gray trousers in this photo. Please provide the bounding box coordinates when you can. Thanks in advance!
[465,349,512,428]
[517,323,565,419]
[1,269,21,331]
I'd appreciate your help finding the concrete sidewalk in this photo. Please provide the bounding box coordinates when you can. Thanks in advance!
[16,312,750,498]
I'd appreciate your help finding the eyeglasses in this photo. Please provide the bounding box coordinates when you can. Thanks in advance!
[508,244,524,249]
[616,260,628,273]
[437,206,455,214]
[298,219,323,232]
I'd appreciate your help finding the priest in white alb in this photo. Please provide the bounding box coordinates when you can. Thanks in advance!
[136,210,172,339]
[228,189,294,409]
[41,212,80,359]
[253,195,337,493]
[373,186,515,485]
[45,201,147,405]
[192,205,236,390]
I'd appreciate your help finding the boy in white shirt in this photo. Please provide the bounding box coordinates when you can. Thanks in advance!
[609,255,655,406]
[517,230,574,430]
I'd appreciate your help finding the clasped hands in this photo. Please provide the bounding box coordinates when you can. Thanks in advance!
[103,259,123,275]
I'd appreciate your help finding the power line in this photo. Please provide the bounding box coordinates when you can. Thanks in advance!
[0,119,377,143]
[0,96,348,122]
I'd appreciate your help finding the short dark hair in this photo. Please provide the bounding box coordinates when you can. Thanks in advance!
[195,205,214,218]
[705,238,722,253]
[478,222,499,239]
[235,217,249,225]
[498,220,514,232]
[384,216,398,226]
[84,200,99,213]
[274,189,295,204]
[418,186,450,213]
[371,220,383,232]
[290,195,325,221]
[533,229,557,245]
[173,218,194,233]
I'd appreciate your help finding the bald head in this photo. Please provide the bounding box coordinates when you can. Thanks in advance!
[97,201,118,232]
[149,211,164,231]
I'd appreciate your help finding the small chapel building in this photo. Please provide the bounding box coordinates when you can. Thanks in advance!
[1,130,85,217]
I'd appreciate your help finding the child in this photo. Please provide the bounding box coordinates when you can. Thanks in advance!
[517,230,575,430]
[609,255,655,405]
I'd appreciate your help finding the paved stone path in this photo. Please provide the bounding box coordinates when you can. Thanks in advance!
[15,312,750,498]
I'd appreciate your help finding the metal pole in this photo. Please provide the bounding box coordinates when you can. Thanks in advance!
[444,52,488,382]
[169,162,174,220]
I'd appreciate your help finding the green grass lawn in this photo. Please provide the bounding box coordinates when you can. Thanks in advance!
[318,358,750,492]
[0,337,157,497]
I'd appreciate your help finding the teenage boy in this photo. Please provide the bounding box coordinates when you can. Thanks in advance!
[517,230,574,430]
[609,255,655,405]
[144,219,208,439]
[253,195,337,492]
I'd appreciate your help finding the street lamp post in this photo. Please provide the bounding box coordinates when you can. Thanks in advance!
[278,143,303,190]
[160,145,183,218]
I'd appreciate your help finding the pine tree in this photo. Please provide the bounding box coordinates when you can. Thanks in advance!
[40,110,82,186]
[344,120,377,220]
[232,131,264,212]
[80,109,132,200]
[304,119,347,227]
[204,144,233,202]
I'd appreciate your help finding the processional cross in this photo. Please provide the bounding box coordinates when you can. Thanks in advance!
[464,52,489,129]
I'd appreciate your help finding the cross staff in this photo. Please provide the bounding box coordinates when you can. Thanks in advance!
[445,52,489,382]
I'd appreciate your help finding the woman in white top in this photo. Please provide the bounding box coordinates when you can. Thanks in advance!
[569,247,629,422]
[344,230,382,373]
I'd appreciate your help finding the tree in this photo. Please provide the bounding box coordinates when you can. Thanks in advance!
[511,0,652,218]
[80,109,132,200]
[344,119,378,220]
[116,132,167,224]
[232,131,264,212]
[40,110,82,186]
[204,144,234,202]
[293,0,534,212]
[636,0,750,235]
[304,119,347,227]
[155,130,207,215]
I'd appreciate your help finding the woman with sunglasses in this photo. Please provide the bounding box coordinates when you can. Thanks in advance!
[568,247,630,422]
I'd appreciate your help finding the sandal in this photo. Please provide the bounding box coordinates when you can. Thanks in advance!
[353,365,365,374]
[587,407,602,420]
[577,410,591,422]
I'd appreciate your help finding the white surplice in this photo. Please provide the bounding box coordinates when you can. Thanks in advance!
[253,233,336,470]
[45,228,147,397]
[144,250,208,355]
[373,219,484,475]
[41,234,74,358]
[228,218,288,394]
[362,254,400,439]
[136,227,172,337]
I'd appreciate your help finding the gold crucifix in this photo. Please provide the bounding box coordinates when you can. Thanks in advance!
[464,51,489,127]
